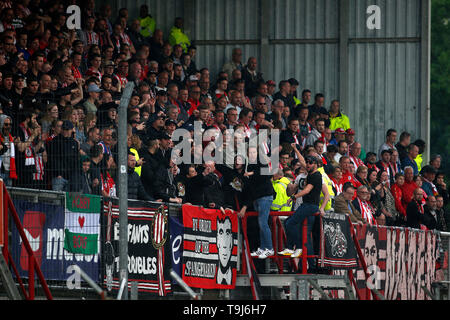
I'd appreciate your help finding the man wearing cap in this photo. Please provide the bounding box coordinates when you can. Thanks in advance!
[165,119,178,136]
[97,101,118,130]
[266,80,276,101]
[146,113,165,141]
[47,120,80,191]
[154,89,169,114]
[345,128,366,161]
[330,128,346,146]
[283,155,330,267]
[126,152,156,201]
[83,83,102,114]
[328,99,350,131]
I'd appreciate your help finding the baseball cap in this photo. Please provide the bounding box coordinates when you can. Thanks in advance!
[335,128,346,134]
[188,75,198,81]
[62,120,74,130]
[156,89,168,96]
[305,155,320,164]
[158,132,171,140]
[183,123,195,132]
[346,128,355,135]
[87,83,103,93]
[165,119,177,127]
[421,165,437,175]
[266,80,276,86]
[104,60,115,67]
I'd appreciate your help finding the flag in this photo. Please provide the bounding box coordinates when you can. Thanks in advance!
[64,193,102,255]
[318,212,358,269]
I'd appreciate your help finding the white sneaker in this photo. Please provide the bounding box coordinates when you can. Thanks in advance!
[258,249,274,259]
[250,248,264,257]
[278,248,294,256]
[291,249,303,258]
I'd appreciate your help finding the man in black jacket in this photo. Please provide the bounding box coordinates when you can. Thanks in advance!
[201,161,226,209]
[126,152,155,201]
[153,161,183,203]
[47,120,80,191]
[241,57,264,99]
[406,188,435,230]
[140,138,164,198]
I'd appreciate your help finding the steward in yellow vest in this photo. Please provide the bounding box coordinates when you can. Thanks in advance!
[169,17,191,52]
[318,166,334,211]
[271,172,293,212]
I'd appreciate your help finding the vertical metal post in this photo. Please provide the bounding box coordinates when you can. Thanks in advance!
[339,0,349,113]
[448,237,450,300]
[118,81,135,300]
[420,0,431,164]
[260,0,271,80]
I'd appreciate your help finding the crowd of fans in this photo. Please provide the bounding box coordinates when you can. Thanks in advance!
[0,0,448,258]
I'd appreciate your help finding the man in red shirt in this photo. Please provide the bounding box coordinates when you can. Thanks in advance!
[339,155,358,188]
[187,86,201,116]
[400,166,417,209]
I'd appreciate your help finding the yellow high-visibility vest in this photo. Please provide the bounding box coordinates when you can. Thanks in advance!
[271,177,293,212]
[318,167,334,211]
[415,153,423,172]
[130,148,142,176]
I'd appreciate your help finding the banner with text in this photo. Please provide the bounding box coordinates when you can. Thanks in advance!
[182,205,238,289]
[10,199,100,282]
[102,198,172,296]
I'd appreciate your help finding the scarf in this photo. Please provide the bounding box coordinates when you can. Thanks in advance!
[101,171,116,197]
[357,198,377,225]
[19,123,35,167]
[330,178,342,195]
[350,155,364,169]
[0,133,17,179]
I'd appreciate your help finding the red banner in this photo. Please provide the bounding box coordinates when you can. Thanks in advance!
[333,224,439,300]
[182,205,238,289]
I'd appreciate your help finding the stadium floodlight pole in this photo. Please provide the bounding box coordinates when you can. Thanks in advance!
[118,81,135,300]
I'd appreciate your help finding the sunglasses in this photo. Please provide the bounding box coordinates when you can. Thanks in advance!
[306,160,315,165]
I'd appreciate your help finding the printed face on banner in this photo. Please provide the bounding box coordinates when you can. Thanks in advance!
[182,205,238,289]
[216,217,233,285]
[364,230,378,268]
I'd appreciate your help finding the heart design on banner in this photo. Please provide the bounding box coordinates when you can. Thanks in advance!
[78,216,85,229]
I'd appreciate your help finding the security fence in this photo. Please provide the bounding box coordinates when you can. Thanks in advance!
[2,186,447,300]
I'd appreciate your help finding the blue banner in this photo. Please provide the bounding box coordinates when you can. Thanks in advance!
[169,216,184,278]
[10,200,100,283]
